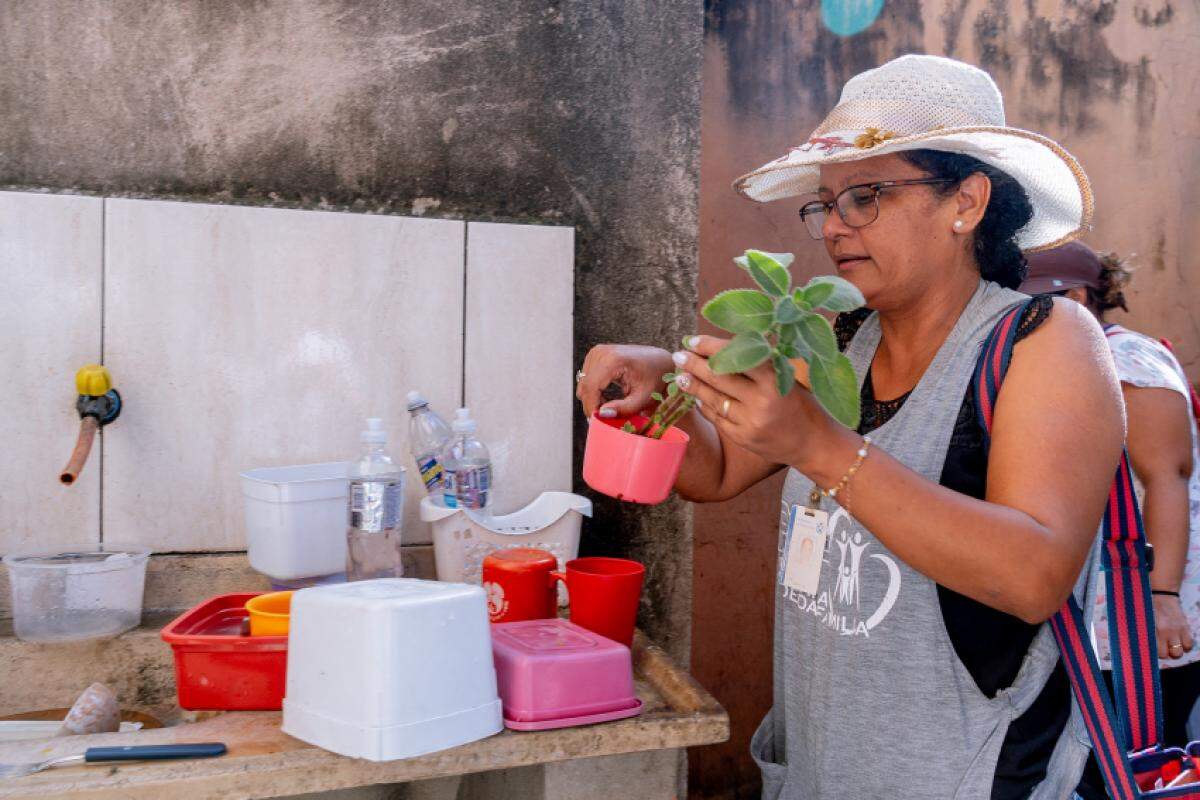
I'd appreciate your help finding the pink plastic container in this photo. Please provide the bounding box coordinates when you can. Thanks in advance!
[491,618,642,730]
[582,414,689,505]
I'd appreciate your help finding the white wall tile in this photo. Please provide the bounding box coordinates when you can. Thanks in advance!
[465,222,575,515]
[0,192,103,555]
[104,200,464,551]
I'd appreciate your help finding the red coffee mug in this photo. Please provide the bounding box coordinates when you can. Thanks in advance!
[482,548,558,624]
[552,557,645,647]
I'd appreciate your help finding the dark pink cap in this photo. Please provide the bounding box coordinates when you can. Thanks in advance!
[1020,241,1102,295]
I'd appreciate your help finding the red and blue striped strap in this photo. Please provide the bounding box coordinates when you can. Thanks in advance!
[973,300,1180,798]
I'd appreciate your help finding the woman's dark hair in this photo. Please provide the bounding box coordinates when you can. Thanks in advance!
[897,149,1034,290]
[1089,252,1135,317]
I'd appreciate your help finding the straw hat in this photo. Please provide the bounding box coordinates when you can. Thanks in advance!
[733,54,1093,253]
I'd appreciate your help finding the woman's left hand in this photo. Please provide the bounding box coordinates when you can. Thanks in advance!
[1153,593,1195,661]
[672,335,832,469]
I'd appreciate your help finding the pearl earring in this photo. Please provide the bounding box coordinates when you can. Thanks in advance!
[953,220,964,231]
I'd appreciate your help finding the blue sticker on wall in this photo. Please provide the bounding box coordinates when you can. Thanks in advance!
[821,0,885,37]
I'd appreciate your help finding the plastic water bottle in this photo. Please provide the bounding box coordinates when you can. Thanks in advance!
[406,391,453,497]
[346,418,406,581]
[442,408,492,511]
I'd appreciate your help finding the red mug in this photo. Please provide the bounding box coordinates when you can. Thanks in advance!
[482,548,558,623]
[552,557,645,647]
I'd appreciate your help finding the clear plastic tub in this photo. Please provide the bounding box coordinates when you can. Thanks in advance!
[3,543,150,642]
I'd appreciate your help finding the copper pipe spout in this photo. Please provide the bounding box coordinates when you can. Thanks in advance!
[62,365,121,486]
[61,417,100,485]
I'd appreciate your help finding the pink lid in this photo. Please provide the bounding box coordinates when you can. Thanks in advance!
[491,619,640,727]
[494,620,598,653]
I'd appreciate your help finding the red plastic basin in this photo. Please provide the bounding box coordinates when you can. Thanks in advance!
[160,593,287,711]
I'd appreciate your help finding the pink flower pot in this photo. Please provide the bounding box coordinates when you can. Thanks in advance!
[582,414,689,505]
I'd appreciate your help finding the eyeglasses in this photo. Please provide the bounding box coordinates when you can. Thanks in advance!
[797,178,956,240]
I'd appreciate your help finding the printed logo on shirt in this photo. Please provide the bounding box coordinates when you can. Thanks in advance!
[779,504,902,637]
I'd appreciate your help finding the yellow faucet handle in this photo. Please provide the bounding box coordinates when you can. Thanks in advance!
[75,364,113,397]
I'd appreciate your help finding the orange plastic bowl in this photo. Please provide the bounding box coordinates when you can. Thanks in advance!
[245,591,293,636]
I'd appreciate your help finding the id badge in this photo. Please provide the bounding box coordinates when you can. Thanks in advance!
[782,504,828,595]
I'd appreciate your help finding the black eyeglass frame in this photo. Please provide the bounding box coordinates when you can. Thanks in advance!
[797,178,958,240]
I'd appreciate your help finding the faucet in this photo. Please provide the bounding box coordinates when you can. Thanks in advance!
[60,364,122,485]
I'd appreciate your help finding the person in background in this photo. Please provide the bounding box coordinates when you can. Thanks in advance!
[1022,242,1200,752]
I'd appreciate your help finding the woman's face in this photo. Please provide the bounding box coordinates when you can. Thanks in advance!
[816,153,964,310]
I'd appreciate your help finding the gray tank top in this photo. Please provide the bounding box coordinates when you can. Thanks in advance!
[750,281,1101,799]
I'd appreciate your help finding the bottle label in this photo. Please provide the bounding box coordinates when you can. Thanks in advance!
[417,455,444,491]
[443,468,458,508]
[455,464,491,510]
[349,479,402,533]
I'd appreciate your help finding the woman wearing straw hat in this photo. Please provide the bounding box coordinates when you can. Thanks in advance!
[577,55,1122,798]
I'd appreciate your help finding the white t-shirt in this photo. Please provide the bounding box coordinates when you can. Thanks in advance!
[1092,325,1200,669]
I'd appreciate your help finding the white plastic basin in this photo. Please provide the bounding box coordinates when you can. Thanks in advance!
[282,578,503,760]
[239,462,349,581]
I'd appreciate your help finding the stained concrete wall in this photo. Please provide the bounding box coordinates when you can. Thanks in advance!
[691,1,1200,797]
[0,0,702,664]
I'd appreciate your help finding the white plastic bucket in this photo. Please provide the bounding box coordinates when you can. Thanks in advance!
[282,578,503,760]
[239,462,350,581]
[420,492,592,603]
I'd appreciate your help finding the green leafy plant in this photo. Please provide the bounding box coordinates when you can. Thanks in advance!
[621,372,696,439]
[610,249,864,441]
[700,249,864,428]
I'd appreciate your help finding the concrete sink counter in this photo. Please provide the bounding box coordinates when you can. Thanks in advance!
[0,553,728,799]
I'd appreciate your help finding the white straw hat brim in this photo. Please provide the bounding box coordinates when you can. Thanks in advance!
[733,125,1094,253]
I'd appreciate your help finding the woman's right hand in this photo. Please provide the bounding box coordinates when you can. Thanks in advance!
[575,344,675,419]
[1153,593,1195,661]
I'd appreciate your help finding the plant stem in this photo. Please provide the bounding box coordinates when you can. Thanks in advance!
[650,394,695,439]
[635,414,657,436]
[639,392,680,436]
[656,401,693,438]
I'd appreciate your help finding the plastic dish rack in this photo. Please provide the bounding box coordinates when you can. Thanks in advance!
[420,492,592,604]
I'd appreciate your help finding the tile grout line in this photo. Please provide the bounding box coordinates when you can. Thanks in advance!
[99,198,106,545]
[461,222,469,409]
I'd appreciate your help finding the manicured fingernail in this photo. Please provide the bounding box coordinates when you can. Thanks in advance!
[675,373,692,390]
[685,336,700,349]
[672,351,688,366]
[599,408,617,418]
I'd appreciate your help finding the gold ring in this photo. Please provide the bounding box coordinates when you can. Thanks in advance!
[1170,642,1184,652]
[720,397,731,418]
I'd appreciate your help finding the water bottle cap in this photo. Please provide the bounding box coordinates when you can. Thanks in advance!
[361,417,388,444]
[452,407,477,435]
[405,391,428,412]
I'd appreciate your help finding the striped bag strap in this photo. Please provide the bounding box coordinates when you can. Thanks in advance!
[973,300,1174,799]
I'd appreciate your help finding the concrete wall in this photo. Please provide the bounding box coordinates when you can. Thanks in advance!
[691,1,1200,797]
[0,0,702,663]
